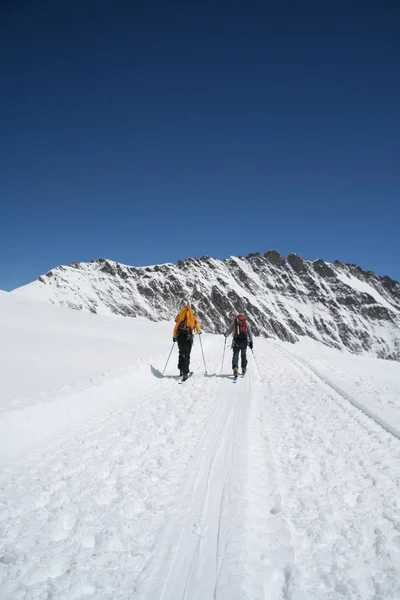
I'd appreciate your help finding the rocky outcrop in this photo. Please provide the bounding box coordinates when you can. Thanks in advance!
[12,252,400,360]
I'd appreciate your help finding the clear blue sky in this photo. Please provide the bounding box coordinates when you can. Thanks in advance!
[1,1,399,290]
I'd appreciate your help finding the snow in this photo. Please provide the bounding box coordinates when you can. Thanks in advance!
[281,337,400,435]
[335,271,396,311]
[1,291,400,599]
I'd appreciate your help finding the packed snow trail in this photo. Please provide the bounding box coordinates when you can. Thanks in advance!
[133,368,290,600]
[275,344,400,440]
[1,312,400,598]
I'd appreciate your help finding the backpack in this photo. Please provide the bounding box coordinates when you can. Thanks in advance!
[176,306,196,338]
[233,315,247,340]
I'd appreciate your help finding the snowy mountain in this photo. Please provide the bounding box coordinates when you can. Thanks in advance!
[13,251,400,360]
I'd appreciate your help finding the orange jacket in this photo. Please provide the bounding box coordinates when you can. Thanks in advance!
[173,305,202,338]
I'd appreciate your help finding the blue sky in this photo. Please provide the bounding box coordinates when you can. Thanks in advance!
[1,1,399,290]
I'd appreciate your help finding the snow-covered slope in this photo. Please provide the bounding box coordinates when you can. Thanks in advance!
[1,291,400,599]
[13,251,400,360]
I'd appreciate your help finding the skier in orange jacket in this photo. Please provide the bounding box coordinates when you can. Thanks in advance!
[173,304,202,380]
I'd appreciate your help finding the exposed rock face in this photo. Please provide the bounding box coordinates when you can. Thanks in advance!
[12,252,400,360]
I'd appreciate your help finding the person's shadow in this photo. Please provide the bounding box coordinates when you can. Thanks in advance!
[150,365,180,379]
[151,366,233,380]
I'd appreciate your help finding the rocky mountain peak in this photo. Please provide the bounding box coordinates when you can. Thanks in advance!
[12,251,400,361]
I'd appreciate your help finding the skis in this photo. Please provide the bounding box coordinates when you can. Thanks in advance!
[233,372,246,383]
[179,371,193,384]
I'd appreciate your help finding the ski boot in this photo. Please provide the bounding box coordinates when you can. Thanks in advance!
[242,367,246,376]
[233,367,239,380]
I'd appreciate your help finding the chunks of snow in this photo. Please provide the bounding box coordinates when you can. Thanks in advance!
[1,291,400,599]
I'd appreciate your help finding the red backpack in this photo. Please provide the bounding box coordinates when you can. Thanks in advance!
[234,315,247,340]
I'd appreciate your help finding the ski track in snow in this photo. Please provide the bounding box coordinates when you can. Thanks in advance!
[1,338,400,599]
[263,345,400,600]
[274,345,400,441]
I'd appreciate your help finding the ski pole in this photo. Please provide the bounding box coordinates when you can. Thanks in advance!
[199,334,208,374]
[220,337,226,374]
[163,341,175,375]
[250,347,262,379]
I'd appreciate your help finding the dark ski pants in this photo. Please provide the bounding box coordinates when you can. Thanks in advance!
[232,339,248,370]
[177,335,193,375]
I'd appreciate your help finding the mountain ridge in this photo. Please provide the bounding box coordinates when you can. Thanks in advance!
[12,250,400,361]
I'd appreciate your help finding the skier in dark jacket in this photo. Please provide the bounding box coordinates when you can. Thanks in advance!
[224,315,253,378]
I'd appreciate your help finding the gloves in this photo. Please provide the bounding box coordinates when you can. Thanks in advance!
[173,337,176,343]
[248,341,253,350]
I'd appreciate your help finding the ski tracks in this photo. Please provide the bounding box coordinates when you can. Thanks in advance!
[0,356,291,600]
[135,373,245,600]
[2,342,400,599]
[262,344,400,600]
[275,345,400,441]
[0,370,221,599]
[135,368,294,600]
